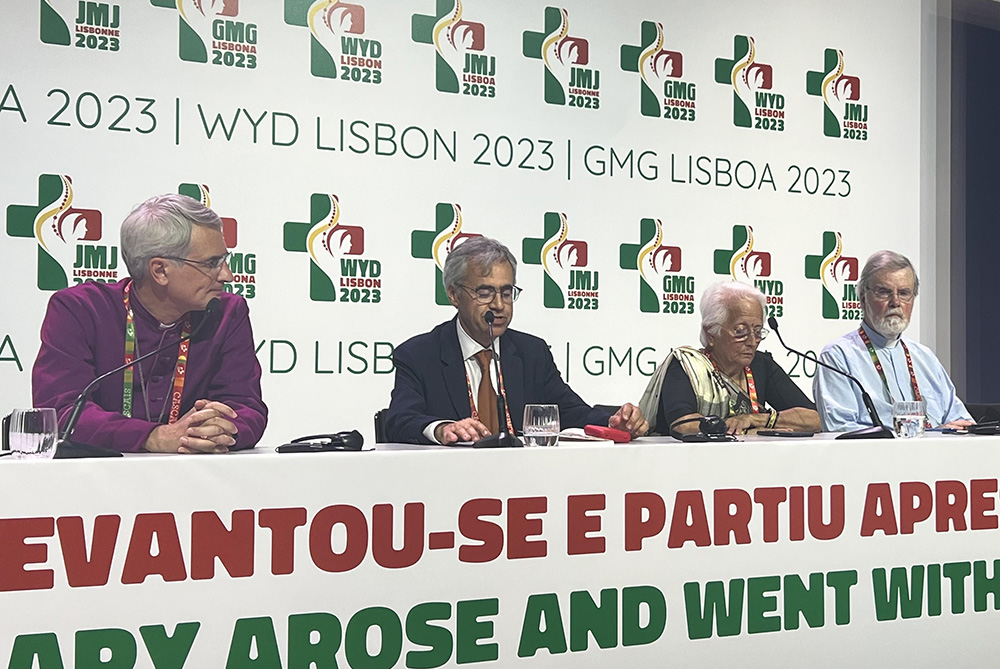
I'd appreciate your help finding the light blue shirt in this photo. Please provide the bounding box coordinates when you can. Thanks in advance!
[813,321,972,432]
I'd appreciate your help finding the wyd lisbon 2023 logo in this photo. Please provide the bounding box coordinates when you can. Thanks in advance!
[412,0,497,98]
[522,213,598,310]
[151,0,259,69]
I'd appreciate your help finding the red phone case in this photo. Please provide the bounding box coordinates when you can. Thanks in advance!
[584,424,631,443]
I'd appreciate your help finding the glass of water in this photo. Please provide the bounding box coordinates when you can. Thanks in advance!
[892,400,926,439]
[522,404,560,447]
[8,408,59,460]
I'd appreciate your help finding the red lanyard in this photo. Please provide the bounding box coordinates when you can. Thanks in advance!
[464,354,515,434]
[858,327,923,403]
[705,351,761,413]
[122,281,190,423]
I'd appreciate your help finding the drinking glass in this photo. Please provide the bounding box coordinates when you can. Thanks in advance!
[892,400,926,439]
[8,408,59,460]
[522,404,560,447]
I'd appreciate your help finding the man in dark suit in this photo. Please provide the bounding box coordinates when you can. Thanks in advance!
[386,237,648,444]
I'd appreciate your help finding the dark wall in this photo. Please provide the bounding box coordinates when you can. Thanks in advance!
[954,6,1000,402]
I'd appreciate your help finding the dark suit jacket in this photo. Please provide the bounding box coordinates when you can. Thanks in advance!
[386,318,613,443]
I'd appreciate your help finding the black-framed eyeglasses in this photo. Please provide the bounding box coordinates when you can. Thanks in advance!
[459,284,522,304]
[730,325,769,342]
[867,286,915,303]
[163,251,232,272]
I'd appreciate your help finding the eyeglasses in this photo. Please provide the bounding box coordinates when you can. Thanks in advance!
[867,287,915,303]
[730,325,769,342]
[459,284,523,304]
[163,251,232,272]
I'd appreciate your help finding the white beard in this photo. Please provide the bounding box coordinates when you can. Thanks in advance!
[871,310,909,338]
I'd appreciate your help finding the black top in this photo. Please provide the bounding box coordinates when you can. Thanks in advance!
[655,350,816,434]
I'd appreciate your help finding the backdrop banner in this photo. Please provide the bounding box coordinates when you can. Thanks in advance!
[1,1,919,444]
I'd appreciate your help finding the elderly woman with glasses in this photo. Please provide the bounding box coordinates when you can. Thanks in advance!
[640,281,821,436]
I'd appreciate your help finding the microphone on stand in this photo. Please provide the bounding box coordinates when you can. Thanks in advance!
[472,310,522,448]
[767,316,893,440]
[56,298,222,455]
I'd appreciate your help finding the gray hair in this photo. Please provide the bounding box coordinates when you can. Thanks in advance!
[120,194,222,285]
[857,250,919,312]
[699,281,766,347]
[442,236,517,293]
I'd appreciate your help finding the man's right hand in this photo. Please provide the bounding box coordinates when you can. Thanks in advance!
[435,418,492,444]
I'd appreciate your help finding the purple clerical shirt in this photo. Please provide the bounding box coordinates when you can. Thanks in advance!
[32,279,267,452]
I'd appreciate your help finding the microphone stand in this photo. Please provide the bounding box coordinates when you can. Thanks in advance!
[473,311,523,448]
[768,317,893,440]
[56,298,221,454]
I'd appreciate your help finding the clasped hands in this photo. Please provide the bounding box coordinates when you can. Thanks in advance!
[144,399,239,454]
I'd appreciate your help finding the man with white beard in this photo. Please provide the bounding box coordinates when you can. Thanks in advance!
[813,251,973,432]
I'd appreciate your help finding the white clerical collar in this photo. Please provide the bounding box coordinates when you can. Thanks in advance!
[456,318,500,361]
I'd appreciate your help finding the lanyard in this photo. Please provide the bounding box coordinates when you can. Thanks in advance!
[463,354,515,434]
[705,351,761,414]
[858,327,931,427]
[122,281,191,423]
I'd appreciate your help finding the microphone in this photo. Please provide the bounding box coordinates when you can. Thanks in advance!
[57,298,221,451]
[473,310,522,448]
[767,316,893,440]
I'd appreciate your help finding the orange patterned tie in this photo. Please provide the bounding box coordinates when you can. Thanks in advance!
[474,350,498,433]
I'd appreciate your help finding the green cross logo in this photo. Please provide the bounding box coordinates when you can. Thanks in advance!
[523,7,596,107]
[411,203,482,306]
[806,48,864,138]
[804,231,860,319]
[151,0,238,63]
[620,218,684,314]
[412,0,493,95]
[6,174,106,291]
[285,0,382,82]
[713,225,772,280]
[284,194,371,302]
[620,21,684,118]
[522,212,590,309]
[42,1,122,49]
[714,35,778,129]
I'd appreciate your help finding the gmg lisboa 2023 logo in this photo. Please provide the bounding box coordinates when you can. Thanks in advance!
[522,212,597,310]
[41,0,122,52]
[412,0,496,98]
[714,35,785,132]
[619,218,694,315]
[6,174,114,290]
[620,21,694,121]
[523,7,600,109]
[177,183,258,299]
[284,0,383,83]
[806,48,868,140]
[151,0,259,69]
[805,231,861,320]
[284,193,382,303]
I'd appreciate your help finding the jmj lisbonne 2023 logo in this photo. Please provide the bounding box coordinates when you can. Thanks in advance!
[283,194,382,303]
[714,35,784,132]
[6,174,115,291]
[523,7,600,109]
[411,203,483,306]
[620,21,694,121]
[284,0,383,83]
[805,231,861,320]
[522,213,597,310]
[806,48,868,140]
[412,0,496,98]
[619,218,694,315]
[177,183,258,299]
[151,0,258,69]
[41,0,122,52]
[714,225,785,318]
